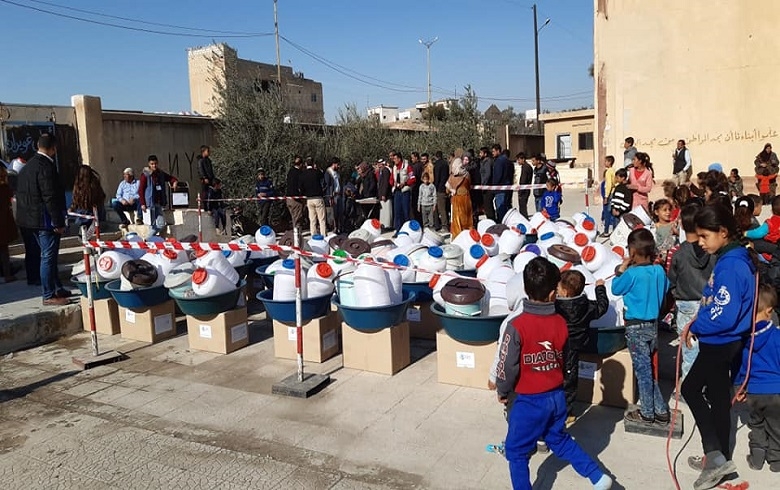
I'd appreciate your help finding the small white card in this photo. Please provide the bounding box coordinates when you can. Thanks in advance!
[406,307,421,322]
[288,326,297,341]
[199,324,213,339]
[578,360,597,380]
[231,322,248,342]
[456,351,476,369]
[125,309,136,323]
[322,330,337,351]
[153,314,173,335]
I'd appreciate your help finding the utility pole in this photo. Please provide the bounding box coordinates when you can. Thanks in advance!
[419,37,438,130]
[274,0,282,93]
[533,4,550,133]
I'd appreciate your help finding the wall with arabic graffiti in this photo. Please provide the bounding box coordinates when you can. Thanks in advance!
[594,0,780,180]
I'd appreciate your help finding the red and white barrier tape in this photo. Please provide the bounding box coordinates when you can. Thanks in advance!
[471,181,590,191]
[202,196,308,202]
[68,211,96,219]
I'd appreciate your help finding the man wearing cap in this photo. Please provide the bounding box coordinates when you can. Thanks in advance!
[255,168,274,227]
[112,167,141,228]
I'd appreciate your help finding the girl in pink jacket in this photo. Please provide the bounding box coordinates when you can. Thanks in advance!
[629,152,654,210]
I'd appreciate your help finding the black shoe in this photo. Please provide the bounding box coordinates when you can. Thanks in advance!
[770,462,780,472]
[746,449,765,471]
[624,409,654,424]
[654,412,670,424]
[55,289,74,299]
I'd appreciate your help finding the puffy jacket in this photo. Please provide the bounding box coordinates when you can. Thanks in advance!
[15,152,66,230]
[555,285,610,350]
[734,320,780,395]
[532,164,548,197]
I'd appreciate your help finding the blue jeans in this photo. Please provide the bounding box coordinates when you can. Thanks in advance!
[35,230,61,300]
[495,191,510,223]
[147,204,165,238]
[626,322,669,418]
[505,389,604,489]
[534,195,543,212]
[393,191,410,231]
[111,199,141,225]
[675,300,701,379]
[601,202,617,233]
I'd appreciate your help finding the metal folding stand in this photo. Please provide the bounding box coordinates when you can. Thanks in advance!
[272,227,330,398]
[72,226,124,370]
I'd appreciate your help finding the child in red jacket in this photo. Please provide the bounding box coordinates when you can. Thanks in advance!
[756,168,778,205]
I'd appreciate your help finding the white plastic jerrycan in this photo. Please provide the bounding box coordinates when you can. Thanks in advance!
[192,267,236,298]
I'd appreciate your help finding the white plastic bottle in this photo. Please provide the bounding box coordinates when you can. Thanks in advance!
[157,249,189,276]
[528,212,548,234]
[273,259,308,300]
[477,254,510,281]
[451,228,481,254]
[192,267,236,298]
[194,250,240,285]
[575,218,599,242]
[502,208,531,232]
[392,254,417,283]
[255,225,276,246]
[327,249,356,277]
[393,232,415,249]
[463,244,487,270]
[96,251,130,280]
[580,242,609,272]
[399,220,423,243]
[307,262,336,297]
[498,228,525,256]
[480,233,499,257]
[308,234,329,262]
[485,265,515,316]
[513,250,539,274]
[360,218,383,240]
[385,267,403,304]
[416,246,447,283]
[224,249,248,268]
[571,233,591,254]
[537,231,563,252]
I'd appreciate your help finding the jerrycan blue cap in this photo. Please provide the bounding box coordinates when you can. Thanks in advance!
[393,254,410,267]
[516,224,527,234]
[428,246,443,258]
[540,231,556,241]
[259,225,273,236]
[312,234,324,240]
[524,244,542,256]
[282,259,296,269]
[408,220,421,231]
[222,250,231,257]
[469,244,485,258]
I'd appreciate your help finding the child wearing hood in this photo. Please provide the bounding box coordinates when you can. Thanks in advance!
[555,271,609,425]
[734,284,780,473]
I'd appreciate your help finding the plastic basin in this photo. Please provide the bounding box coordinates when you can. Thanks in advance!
[254,265,276,290]
[332,291,416,331]
[170,281,246,316]
[256,289,332,323]
[583,326,627,355]
[251,256,279,268]
[455,268,477,278]
[105,280,170,308]
[71,276,112,300]
[402,281,433,302]
[430,303,504,343]
[235,261,253,280]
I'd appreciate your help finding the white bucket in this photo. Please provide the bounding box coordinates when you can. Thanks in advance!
[273,259,308,300]
[416,246,447,283]
[360,218,383,239]
[485,265,514,313]
[353,262,393,307]
[96,251,129,280]
[393,254,417,283]
[421,228,444,247]
[194,250,240,285]
[480,233,499,257]
[631,205,653,226]
[580,242,609,272]
[506,272,527,311]
[477,219,496,235]
[308,234,329,262]
[498,229,525,256]
[440,244,464,270]
[307,262,336,297]
[399,220,423,243]
[463,244,487,270]
[407,244,430,267]
[192,267,236,298]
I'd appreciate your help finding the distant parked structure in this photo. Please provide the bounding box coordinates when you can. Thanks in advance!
[187,43,324,124]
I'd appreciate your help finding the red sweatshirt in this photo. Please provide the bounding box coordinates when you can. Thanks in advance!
[496,300,568,397]
[756,173,777,194]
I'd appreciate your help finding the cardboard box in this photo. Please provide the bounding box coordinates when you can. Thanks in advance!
[342,322,410,375]
[272,310,341,363]
[119,300,176,343]
[406,302,441,340]
[435,331,497,390]
[576,348,637,409]
[186,307,249,354]
[80,296,121,335]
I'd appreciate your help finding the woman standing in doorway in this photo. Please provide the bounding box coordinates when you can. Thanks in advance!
[628,152,654,210]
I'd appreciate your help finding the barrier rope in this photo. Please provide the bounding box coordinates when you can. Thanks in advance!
[202,195,308,202]
[67,211,96,219]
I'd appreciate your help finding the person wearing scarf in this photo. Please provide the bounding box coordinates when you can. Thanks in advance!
[446,149,473,237]
[755,143,780,199]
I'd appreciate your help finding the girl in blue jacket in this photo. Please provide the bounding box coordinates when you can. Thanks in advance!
[681,204,757,490]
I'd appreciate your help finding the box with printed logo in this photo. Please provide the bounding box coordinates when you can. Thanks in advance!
[576,348,637,408]
[186,306,249,354]
[80,296,121,335]
[435,330,497,390]
[119,300,176,343]
[272,309,341,363]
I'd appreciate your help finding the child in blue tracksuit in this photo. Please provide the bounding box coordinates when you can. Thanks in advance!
[612,228,671,425]
[496,257,612,490]
[541,178,562,221]
[680,204,757,490]
[734,284,780,472]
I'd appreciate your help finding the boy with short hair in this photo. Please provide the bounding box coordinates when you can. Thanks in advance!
[610,168,633,218]
[541,178,562,221]
[612,228,671,424]
[417,172,437,230]
[734,284,780,472]
[496,257,613,490]
[601,155,617,237]
[668,204,715,379]
[555,270,610,425]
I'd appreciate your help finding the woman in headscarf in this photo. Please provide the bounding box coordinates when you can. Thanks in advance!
[446,149,473,237]
[754,143,780,199]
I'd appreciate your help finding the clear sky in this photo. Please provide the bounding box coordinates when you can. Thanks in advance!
[0,0,594,123]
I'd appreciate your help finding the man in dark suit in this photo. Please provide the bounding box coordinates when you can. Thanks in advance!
[516,152,533,218]
[15,133,70,305]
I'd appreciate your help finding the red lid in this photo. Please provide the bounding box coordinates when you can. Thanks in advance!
[475,254,489,268]
[469,229,481,242]
[560,262,573,271]
[371,218,381,229]
[163,250,178,260]
[574,233,589,247]
[316,262,333,278]
[612,246,625,257]
[194,250,208,258]
[582,220,595,231]
[481,234,495,247]
[192,268,208,285]
[581,245,596,262]
[429,274,441,288]
[98,255,113,270]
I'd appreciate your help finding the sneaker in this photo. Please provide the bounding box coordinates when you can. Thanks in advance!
[693,460,737,490]
[565,415,577,427]
[688,455,705,471]
[746,449,765,471]
[624,409,654,424]
[593,474,613,490]
[654,412,670,424]
[537,441,549,454]
[599,232,611,238]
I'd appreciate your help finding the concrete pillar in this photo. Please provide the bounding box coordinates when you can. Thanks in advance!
[71,95,106,176]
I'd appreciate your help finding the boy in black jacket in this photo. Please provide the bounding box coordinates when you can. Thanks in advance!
[555,270,610,425]
[610,168,633,217]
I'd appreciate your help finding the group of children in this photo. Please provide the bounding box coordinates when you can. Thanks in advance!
[491,172,780,488]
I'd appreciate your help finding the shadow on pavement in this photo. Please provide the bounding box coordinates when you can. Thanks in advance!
[0,370,79,404]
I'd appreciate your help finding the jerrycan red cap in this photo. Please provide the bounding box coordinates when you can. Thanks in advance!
[481,234,495,246]
[163,250,178,260]
[316,262,333,278]
[469,229,481,242]
[98,255,113,270]
[612,246,626,257]
[194,250,208,258]
[192,268,208,285]
[429,274,441,288]
[560,262,573,271]
[475,254,489,268]
[581,245,596,262]
[574,233,589,247]
[582,219,595,231]
[370,219,381,229]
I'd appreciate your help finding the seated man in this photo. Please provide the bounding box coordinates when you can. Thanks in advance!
[112,167,141,227]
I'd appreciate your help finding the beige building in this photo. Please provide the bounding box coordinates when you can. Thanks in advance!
[539,109,594,165]
[187,43,324,124]
[594,0,780,181]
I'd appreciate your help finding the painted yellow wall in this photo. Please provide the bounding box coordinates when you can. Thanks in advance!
[594,0,780,179]
[540,109,595,166]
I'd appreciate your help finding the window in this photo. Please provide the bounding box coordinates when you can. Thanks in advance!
[311,93,318,102]
[578,132,594,150]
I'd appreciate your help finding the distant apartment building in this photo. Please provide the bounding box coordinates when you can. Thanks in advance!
[187,43,324,124]
[368,99,455,125]
[367,105,399,123]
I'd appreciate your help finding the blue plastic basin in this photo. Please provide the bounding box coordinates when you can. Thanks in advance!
[105,280,170,308]
[170,281,246,316]
[333,291,416,331]
[583,326,627,355]
[430,303,504,342]
[455,268,477,278]
[71,276,113,300]
[251,256,279,268]
[254,265,276,290]
[402,281,433,302]
[256,289,332,323]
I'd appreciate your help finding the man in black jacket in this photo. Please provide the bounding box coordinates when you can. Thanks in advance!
[532,155,549,212]
[197,145,215,205]
[409,152,424,222]
[516,152,533,218]
[300,159,327,236]
[479,147,494,220]
[433,151,449,232]
[286,156,305,232]
[15,133,70,305]
[490,144,513,222]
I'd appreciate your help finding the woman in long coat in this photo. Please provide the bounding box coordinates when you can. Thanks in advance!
[446,153,473,237]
